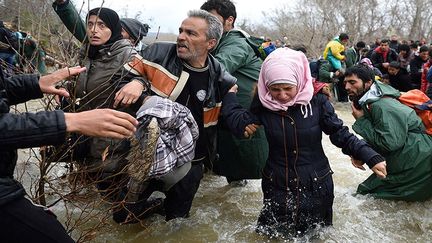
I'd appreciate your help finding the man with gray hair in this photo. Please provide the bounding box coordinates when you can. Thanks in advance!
[114,9,236,223]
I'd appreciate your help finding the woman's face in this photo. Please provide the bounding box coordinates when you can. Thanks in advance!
[268,83,298,104]
[87,15,112,46]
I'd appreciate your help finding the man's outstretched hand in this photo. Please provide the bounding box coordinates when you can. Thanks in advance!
[65,109,138,139]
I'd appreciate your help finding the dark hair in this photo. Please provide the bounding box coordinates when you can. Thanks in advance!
[381,39,390,44]
[398,44,410,52]
[389,61,401,68]
[381,74,389,80]
[339,33,349,40]
[201,0,237,27]
[410,43,418,49]
[292,44,307,54]
[355,41,366,49]
[419,45,429,53]
[345,65,375,83]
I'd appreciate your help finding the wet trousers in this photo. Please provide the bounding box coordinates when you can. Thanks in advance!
[256,174,334,238]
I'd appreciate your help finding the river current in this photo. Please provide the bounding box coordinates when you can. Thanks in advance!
[16,101,432,242]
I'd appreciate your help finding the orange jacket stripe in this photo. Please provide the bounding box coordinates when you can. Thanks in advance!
[203,103,222,127]
[127,57,178,98]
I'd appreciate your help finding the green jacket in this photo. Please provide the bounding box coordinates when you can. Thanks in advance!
[52,0,86,43]
[353,81,432,201]
[345,47,359,68]
[211,30,268,179]
[74,39,143,174]
[318,61,337,83]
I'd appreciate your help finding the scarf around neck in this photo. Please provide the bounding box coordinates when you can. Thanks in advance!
[86,7,123,59]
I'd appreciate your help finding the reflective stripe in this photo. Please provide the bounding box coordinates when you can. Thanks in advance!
[126,56,189,101]
[203,102,221,128]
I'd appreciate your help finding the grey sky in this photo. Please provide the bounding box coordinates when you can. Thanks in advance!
[71,0,294,33]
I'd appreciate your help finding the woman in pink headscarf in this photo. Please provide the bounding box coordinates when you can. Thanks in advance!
[221,48,385,238]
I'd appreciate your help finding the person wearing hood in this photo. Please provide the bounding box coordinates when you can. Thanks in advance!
[60,7,148,202]
[345,64,432,201]
[52,0,149,52]
[370,39,398,74]
[221,48,386,238]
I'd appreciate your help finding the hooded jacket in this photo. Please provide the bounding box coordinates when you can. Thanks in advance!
[72,38,145,173]
[211,29,268,179]
[353,81,432,201]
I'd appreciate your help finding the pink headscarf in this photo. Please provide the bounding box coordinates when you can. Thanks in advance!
[257,47,314,112]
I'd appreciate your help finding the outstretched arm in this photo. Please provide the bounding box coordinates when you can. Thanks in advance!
[52,0,87,43]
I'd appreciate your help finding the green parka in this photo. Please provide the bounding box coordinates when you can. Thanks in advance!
[353,81,432,201]
[211,30,269,180]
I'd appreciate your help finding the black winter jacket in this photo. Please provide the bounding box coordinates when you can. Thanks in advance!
[409,55,427,89]
[222,92,384,189]
[126,42,236,163]
[0,68,67,206]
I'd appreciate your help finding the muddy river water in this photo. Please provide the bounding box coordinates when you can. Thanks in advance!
[16,101,432,242]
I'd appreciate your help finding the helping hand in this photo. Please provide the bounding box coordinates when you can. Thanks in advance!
[39,66,86,97]
[351,157,366,171]
[113,80,144,108]
[371,161,387,179]
[64,109,138,139]
[244,123,259,138]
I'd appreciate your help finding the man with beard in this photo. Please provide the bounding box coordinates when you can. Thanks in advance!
[344,65,432,201]
[113,9,236,223]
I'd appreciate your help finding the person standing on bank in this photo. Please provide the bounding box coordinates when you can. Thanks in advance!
[221,48,387,238]
[0,66,138,243]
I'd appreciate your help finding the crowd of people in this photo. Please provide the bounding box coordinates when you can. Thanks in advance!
[1,0,432,241]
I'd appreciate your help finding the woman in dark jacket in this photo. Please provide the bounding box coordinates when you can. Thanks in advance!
[63,8,147,201]
[221,48,387,238]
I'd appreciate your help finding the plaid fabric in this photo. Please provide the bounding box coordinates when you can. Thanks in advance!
[136,96,199,178]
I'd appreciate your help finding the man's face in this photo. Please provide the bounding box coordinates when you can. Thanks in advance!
[388,66,399,76]
[121,28,137,45]
[341,39,349,46]
[380,42,389,52]
[209,10,232,32]
[419,51,429,61]
[176,17,215,67]
[344,74,370,101]
[87,15,112,46]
